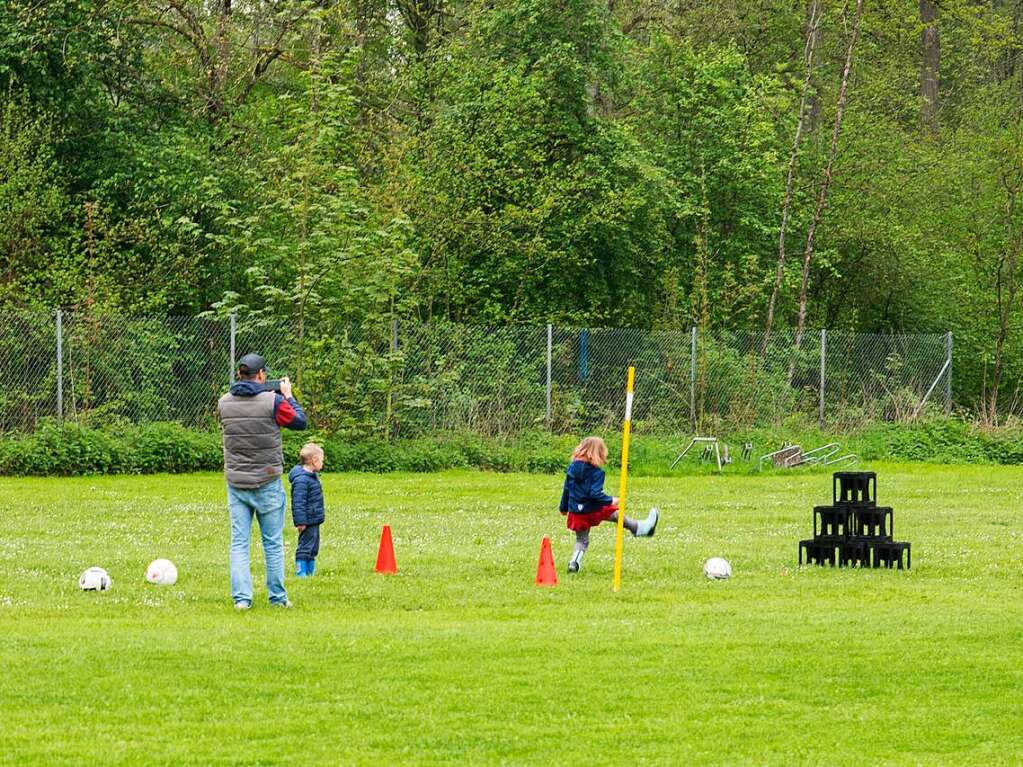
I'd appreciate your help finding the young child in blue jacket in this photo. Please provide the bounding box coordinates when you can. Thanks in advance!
[560,436,659,573]
[289,443,325,577]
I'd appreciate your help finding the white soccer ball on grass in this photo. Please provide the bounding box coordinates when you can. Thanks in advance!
[703,557,732,580]
[79,567,112,591]
[146,559,178,586]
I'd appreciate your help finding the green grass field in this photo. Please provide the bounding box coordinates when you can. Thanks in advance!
[2,464,1022,765]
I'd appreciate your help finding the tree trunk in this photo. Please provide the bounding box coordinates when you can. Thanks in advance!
[692,166,712,424]
[920,0,940,132]
[791,0,865,377]
[398,0,436,56]
[296,21,323,392]
[762,0,823,354]
[989,177,1022,424]
[209,0,232,117]
[803,1,824,135]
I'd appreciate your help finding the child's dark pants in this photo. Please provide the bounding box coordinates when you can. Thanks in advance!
[296,524,321,561]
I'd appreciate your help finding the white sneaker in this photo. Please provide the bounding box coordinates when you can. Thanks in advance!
[234,601,251,611]
[272,600,293,609]
[635,507,660,537]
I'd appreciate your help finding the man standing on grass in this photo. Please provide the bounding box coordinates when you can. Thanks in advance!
[218,353,307,610]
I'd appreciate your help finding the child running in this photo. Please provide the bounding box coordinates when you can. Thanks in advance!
[559,436,659,573]
[289,443,325,577]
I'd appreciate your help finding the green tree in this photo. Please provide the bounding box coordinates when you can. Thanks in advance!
[399,0,671,325]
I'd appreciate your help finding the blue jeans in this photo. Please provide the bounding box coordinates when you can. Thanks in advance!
[228,479,288,605]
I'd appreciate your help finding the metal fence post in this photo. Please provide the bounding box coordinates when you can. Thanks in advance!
[56,310,63,423]
[946,331,953,415]
[690,325,697,430]
[819,328,826,428]
[229,314,236,384]
[392,318,399,354]
[545,323,553,430]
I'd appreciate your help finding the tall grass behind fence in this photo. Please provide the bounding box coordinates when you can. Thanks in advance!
[0,311,952,437]
[0,312,56,433]
[61,314,230,428]
[822,331,951,424]
[396,323,549,436]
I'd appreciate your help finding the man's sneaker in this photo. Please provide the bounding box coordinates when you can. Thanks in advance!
[234,601,251,611]
[271,600,293,609]
[568,560,580,573]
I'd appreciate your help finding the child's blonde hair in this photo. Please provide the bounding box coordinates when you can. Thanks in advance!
[299,442,324,466]
[571,436,608,466]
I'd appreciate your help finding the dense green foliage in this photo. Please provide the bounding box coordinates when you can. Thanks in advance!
[2,467,1022,763]
[4,416,1023,476]
[3,0,1023,418]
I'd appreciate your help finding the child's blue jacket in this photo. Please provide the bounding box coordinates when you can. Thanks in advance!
[288,465,325,526]
[559,460,614,514]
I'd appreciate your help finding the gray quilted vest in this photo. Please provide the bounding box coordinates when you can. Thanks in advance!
[218,391,283,488]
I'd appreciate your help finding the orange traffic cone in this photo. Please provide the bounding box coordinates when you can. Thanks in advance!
[375,525,397,574]
[535,536,558,586]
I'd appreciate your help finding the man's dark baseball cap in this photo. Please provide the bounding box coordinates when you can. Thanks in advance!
[237,353,268,376]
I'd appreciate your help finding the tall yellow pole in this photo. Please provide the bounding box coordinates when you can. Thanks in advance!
[613,366,635,592]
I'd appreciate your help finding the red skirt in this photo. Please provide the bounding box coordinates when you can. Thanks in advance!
[566,504,618,532]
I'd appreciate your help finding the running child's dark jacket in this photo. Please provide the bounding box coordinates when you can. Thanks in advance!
[559,460,614,514]
[288,465,325,526]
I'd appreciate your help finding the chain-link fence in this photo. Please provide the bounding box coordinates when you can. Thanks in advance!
[0,311,953,436]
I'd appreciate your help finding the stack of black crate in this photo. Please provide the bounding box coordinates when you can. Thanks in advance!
[799,471,911,569]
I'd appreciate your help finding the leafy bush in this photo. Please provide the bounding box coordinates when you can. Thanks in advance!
[3,417,1023,478]
[128,422,223,473]
[0,420,222,476]
[864,419,997,464]
[0,423,567,476]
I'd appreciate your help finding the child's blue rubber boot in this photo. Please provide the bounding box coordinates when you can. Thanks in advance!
[296,559,309,578]
[306,559,316,576]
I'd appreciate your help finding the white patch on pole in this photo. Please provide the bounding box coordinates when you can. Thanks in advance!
[625,391,634,421]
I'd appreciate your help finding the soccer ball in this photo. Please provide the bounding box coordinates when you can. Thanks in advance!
[79,567,112,591]
[703,557,732,580]
[145,559,178,586]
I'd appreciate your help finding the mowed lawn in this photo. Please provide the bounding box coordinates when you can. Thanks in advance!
[1,464,1022,766]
